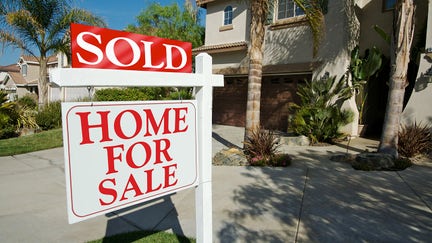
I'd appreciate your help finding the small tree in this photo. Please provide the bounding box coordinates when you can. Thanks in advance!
[244,0,326,145]
[125,1,204,48]
[378,0,415,158]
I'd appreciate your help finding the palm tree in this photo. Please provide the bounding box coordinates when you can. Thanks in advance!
[0,0,106,107]
[244,0,325,142]
[378,0,415,158]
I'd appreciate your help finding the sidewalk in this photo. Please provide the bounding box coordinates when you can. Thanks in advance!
[0,125,431,242]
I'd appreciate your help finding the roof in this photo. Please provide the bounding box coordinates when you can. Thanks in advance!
[192,41,248,54]
[0,64,20,72]
[21,55,58,64]
[196,0,215,8]
[8,71,28,85]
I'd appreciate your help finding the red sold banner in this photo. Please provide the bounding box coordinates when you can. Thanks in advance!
[70,23,192,72]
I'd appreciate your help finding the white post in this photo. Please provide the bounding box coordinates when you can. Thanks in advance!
[194,53,213,243]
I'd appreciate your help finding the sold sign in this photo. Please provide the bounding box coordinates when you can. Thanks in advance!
[70,23,192,72]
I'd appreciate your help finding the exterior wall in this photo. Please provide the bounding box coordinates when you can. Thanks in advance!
[402,0,432,125]
[357,0,393,56]
[24,63,40,83]
[203,0,431,134]
[204,0,249,46]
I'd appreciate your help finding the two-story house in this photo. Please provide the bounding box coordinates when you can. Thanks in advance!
[193,0,431,136]
[0,53,88,103]
[0,55,57,102]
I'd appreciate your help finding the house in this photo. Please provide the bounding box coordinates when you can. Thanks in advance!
[0,54,89,103]
[193,0,431,136]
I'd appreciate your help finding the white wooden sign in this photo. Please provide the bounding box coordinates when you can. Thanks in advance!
[52,24,223,242]
[62,101,198,223]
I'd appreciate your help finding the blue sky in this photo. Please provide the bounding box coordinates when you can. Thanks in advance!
[0,0,204,66]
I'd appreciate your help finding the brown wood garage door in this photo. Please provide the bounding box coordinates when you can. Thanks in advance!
[213,74,310,132]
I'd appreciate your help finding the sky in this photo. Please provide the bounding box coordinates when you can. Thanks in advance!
[0,0,204,66]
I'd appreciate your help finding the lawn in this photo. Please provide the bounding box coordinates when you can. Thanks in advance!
[0,129,63,156]
[87,230,195,243]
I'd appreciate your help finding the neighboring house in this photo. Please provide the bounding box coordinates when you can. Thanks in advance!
[0,53,89,103]
[194,0,431,136]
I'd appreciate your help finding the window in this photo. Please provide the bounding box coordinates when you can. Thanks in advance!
[224,6,233,25]
[277,0,305,20]
[21,64,27,77]
[383,0,397,11]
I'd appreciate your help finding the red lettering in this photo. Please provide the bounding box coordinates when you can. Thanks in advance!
[154,139,173,164]
[120,174,144,201]
[173,107,188,133]
[144,108,171,136]
[103,144,124,174]
[163,164,178,188]
[145,168,162,193]
[114,110,142,139]
[76,111,112,145]
[98,178,117,206]
[125,141,152,168]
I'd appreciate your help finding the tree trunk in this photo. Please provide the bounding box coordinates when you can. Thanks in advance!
[378,0,415,158]
[244,0,267,144]
[38,57,49,108]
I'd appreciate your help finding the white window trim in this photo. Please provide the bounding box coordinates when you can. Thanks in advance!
[275,0,305,21]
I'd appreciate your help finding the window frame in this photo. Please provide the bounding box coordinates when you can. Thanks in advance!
[276,0,305,21]
[223,5,233,26]
[21,64,27,77]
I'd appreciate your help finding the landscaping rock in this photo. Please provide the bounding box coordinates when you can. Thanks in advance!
[352,152,395,171]
[280,135,310,146]
[212,148,249,166]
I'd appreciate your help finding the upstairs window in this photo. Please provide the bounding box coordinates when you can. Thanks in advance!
[21,64,27,77]
[383,0,397,11]
[224,6,233,25]
[277,0,305,20]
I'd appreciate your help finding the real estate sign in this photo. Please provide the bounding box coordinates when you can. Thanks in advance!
[62,101,198,223]
[70,23,192,72]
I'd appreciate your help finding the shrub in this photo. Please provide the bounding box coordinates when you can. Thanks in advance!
[398,122,432,157]
[0,91,19,139]
[290,76,353,144]
[243,126,291,167]
[94,87,194,102]
[36,101,62,130]
[17,94,38,109]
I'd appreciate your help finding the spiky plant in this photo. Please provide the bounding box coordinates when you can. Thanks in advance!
[398,122,432,158]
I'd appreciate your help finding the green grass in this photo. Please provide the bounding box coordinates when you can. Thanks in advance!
[0,129,63,156]
[87,230,195,243]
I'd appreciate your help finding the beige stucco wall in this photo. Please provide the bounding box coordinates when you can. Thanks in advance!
[24,63,39,83]
[204,0,249,46]
[402,0,432,125]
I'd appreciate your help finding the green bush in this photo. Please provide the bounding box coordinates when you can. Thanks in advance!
[290,76,353,144]
[17,95,38,109]
[95,87,193,101]
[0,91,19,139]
[36,101,62,130]
[398,122,432,157]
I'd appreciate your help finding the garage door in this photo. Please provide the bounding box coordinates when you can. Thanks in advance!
[213,74,310,132]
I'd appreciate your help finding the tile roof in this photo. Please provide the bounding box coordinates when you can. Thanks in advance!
[21,55,58,64]
[0,64,20,72]
[192,41,248,54]
[8,71,28,85]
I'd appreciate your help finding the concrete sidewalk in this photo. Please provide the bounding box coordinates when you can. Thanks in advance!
[1,125,431,242]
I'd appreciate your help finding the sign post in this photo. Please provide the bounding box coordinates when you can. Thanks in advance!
[51,24,223,243]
